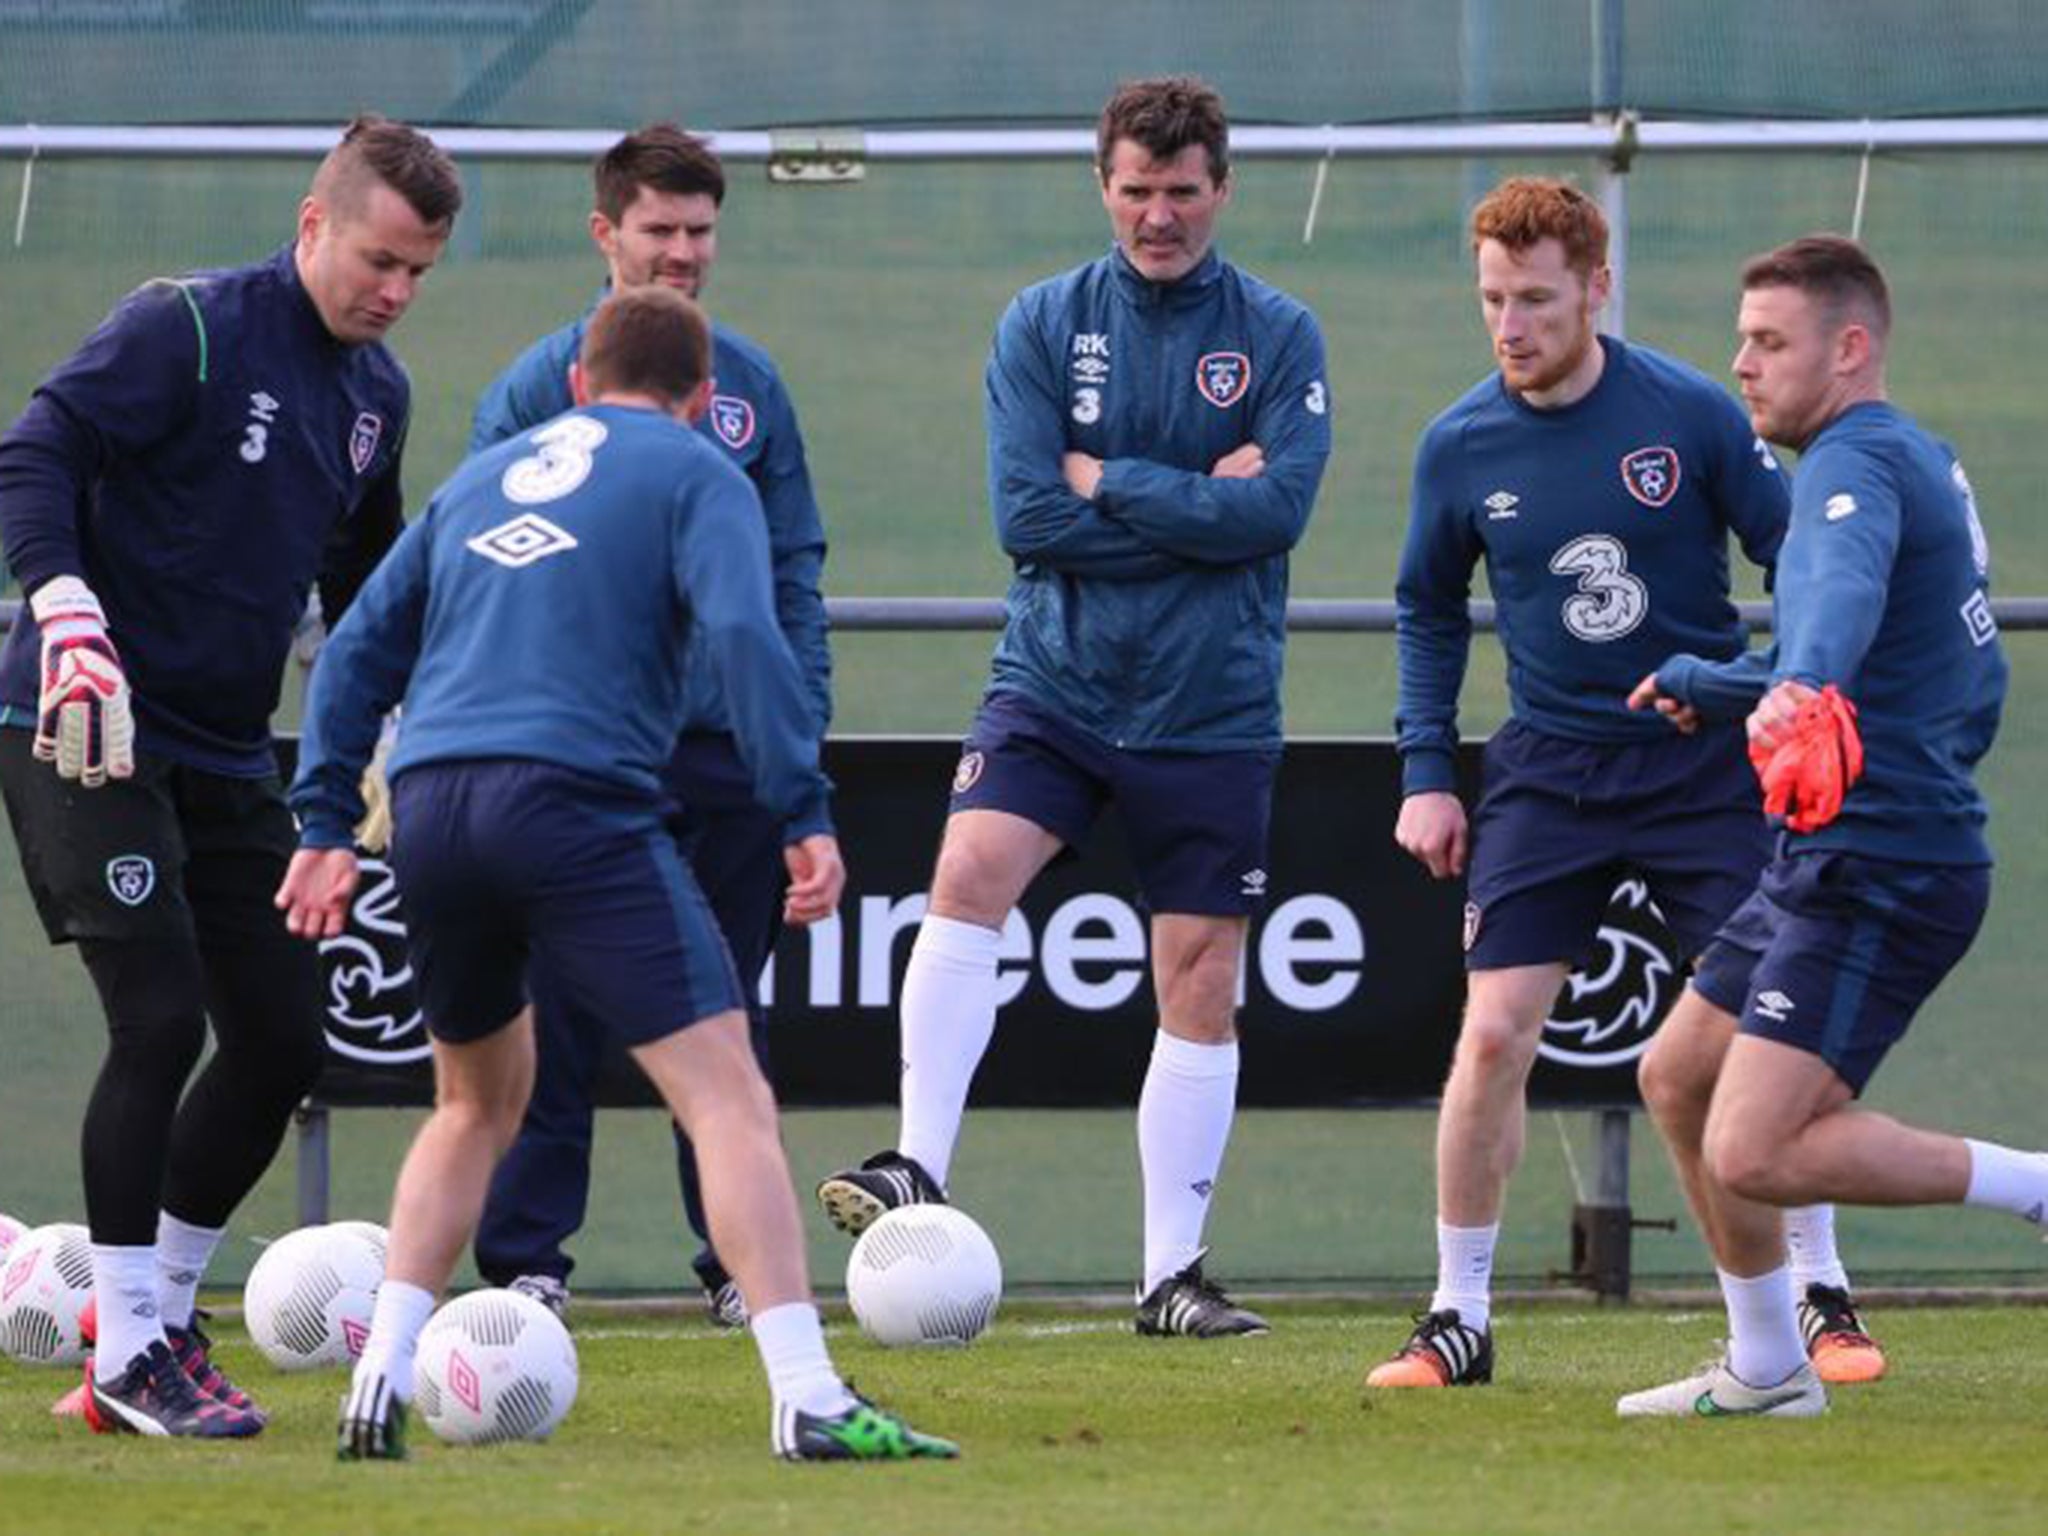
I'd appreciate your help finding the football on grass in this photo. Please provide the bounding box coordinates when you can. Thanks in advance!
[846,1205,1002,1347]
[414,1287,579,1446]
[0,1222,94,1366]
[243,1223,384,1370]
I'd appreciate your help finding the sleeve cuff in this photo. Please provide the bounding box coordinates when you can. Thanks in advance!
[1400,750,1458,796]
[1654,654,1701,703]
[296,817,358,851]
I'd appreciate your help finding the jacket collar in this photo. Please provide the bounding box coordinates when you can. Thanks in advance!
[1108,244,1225,309]
[275,242,347,351]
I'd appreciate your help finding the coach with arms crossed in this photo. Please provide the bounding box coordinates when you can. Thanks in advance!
[817,76,1332,1338]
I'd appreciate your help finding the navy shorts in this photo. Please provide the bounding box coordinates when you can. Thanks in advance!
[1463,720,1770,971]
[389,760,742,1046]
[1691,848,1988,1093]
[947,691,1278,916]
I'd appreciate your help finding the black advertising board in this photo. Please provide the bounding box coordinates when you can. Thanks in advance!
[285,738,1682,1112]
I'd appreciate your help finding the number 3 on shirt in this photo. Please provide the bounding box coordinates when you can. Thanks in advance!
[501,414,610,506]
[1550,533,1648,643]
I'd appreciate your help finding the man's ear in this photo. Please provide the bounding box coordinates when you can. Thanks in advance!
[568,361,592,407]
[1836,321,1875,377]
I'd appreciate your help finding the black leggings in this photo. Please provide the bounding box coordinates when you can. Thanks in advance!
[79,934,327,1243]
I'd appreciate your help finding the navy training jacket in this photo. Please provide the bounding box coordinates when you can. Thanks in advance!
[984,246,1331,753]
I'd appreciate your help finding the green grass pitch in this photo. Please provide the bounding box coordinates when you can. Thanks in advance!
[4,1302,2046,1535]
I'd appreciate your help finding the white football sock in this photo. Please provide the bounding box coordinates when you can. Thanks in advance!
[1783,1204,1852,1292]
[1429,1221,1500,1334]
[91,1243,165,1384]
[352,1279,436,1403]
[751,1301,854,1417]
[1719,1265,1808,1387]
[1963,1140,2048,1224]
[896,914,1002,1188]
[1138,1030,1239,1296]
[154,1212,224,1331]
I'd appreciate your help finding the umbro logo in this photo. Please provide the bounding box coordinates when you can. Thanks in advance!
[342,1317,372,1358]
[1755,989,1795,1022]
[467,513,579,569]
[1239,868,1267,898]
[1484,490,1519,520]
[1190,1180,1214,1199]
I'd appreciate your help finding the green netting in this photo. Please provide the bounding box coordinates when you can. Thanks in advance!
[4,140,2048,1284]
[0,0,2045,128]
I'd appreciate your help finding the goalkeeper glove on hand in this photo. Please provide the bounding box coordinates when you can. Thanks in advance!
[1750,684,1863,833]
[354,713,398,855]
[30,575,134,787]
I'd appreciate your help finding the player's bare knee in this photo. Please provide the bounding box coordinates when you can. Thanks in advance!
[1702,1122,1792,1203]
[1155,937,1241,1040]
[1636,1032,1710,1129]
[1454,1009,1543,1082]
[927,846,1017,929]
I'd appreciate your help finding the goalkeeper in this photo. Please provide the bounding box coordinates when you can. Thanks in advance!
[0,117,459,1439]
[1620,235,2046,1419]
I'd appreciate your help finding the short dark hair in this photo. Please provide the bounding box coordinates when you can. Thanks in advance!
[1470,176,1609,278]
[579,286,711,406]
[312,114,462,229]
[1096,76,1230,185]
[594,123,726,222]
[1741,234,1891,338]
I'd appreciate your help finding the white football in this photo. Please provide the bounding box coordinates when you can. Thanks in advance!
[0,1212,28,1261]
[0,1222,94,1366]
[325,1220,390,1267]
[243,1223,384,1370]
[414,1288,578,1446]
[846,1205,1002,1348]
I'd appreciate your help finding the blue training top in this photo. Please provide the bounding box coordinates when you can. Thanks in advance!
[1656,401,2006,866]
[1396,336,1788,795]
[984,245,1331,753]
[290,402,833,848]
[0,246,410,775]
[469,299,831,737]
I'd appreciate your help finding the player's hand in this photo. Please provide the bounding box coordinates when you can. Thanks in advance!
[1627,671,1700,734]
[1746,678,1819,757]
[1062,452,1105,501]
[783,834,845,925]
[1211,442,1266,479]
[275,847,361,940]
[1747,682,1863,833]
[1395,791,1469,880]
[29,576,134,787]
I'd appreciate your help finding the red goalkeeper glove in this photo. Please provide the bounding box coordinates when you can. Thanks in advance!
[1749,684,1863,833]
[30,575,135,787]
